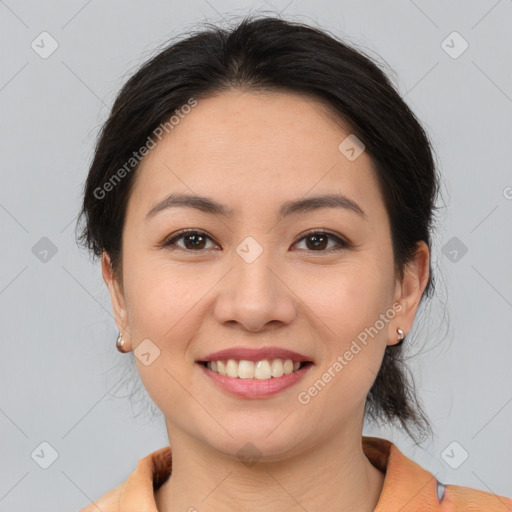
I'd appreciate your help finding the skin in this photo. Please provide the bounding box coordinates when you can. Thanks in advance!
[102,90,429,512]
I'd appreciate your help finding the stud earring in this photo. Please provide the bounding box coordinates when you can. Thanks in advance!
[116,332,130,353]
[397,327,405,343]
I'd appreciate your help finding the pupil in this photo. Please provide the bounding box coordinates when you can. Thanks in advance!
[308,234,327,250]
[186,234,205,250]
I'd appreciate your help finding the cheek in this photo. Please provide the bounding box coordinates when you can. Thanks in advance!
[123,255,208,341]
[298,260,392,336]
[296,262,391,392]
[122,260,205,417]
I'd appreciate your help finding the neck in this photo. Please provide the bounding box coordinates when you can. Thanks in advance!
[155,426,385,512]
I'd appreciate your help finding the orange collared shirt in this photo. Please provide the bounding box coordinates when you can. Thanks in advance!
[79,436,512,511]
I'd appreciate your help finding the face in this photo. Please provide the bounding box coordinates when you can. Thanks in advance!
[104,90,428,460]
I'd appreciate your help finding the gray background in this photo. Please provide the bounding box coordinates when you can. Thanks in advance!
[1,1,511,510]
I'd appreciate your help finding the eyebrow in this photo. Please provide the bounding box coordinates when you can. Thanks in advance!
[145,192,366,221]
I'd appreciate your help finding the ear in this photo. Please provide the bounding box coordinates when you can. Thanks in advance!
[101,251,131,345]
[388,241,430,347]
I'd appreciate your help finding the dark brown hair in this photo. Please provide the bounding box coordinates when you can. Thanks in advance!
[77,15,441,443]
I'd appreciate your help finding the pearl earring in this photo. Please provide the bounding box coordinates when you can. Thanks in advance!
[116,332,130,353]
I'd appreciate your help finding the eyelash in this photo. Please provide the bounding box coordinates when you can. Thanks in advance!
[160,229,351,253]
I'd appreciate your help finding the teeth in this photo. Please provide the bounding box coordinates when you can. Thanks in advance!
[217,360,226,375]
[255,360,272,379]
[283,360,294,375]
[238,360,254,379]
[226,359,238,378]
[206,358,305,380]
[271,359,284,378]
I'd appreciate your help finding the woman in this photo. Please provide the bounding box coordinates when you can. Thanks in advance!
[77,15,512,512]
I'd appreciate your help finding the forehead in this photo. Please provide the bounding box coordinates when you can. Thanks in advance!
[128,90,386,223]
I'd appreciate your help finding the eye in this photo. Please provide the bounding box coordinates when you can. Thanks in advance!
[293,230,350,252]
[161,229,218,251]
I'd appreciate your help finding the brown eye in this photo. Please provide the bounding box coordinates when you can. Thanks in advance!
[182,233,207,250]
[305,233,328,250]
[294,231,349,252]
[162,230,217,251]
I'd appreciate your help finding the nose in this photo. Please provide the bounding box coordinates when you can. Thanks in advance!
[213,247,297,332]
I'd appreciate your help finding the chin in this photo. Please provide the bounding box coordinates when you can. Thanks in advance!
[196,415,311,462]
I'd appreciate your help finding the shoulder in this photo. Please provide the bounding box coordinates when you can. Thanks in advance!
[78,446,172,511]
[363,436,512,511]
[440,483,512,511]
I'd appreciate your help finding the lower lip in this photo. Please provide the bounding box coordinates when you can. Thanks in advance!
[198,363,312,399]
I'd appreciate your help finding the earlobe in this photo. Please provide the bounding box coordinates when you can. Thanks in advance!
[101,251,131,348]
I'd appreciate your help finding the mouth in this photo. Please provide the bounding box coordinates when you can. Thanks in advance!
[196,347,314,398]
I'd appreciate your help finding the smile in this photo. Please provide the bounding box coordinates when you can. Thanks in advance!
[203,358,310,380]
[196,347,314,399]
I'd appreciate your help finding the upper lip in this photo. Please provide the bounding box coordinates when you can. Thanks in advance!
[198,347,313,363]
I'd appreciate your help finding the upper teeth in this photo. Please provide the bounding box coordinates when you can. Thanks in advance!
[207,359,302,379]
